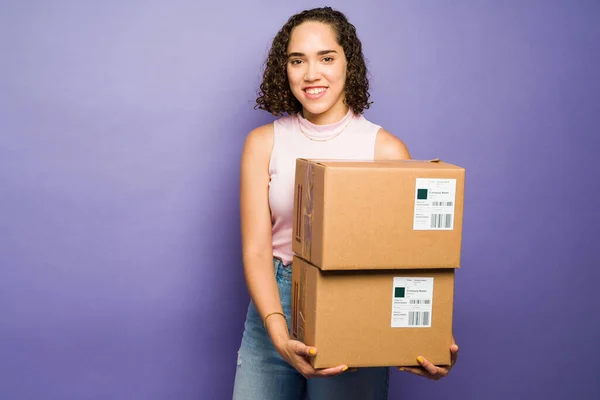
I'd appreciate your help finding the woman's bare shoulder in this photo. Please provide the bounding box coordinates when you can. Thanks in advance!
[242,122,275,159]
[374,128,411,160]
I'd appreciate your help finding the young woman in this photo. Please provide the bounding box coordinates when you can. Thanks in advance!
[233,7,458,399]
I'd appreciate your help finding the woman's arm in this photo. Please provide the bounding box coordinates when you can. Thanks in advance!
[238,123,348,378]
[239,124,289,348]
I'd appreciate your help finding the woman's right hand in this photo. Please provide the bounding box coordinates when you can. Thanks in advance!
[275,338,349,378]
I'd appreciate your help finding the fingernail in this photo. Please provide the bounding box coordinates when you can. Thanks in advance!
[417,356,424,364]
[309,348,316,355]
[342,366,348,372]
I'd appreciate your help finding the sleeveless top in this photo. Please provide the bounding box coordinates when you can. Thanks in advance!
[269,109,381,265]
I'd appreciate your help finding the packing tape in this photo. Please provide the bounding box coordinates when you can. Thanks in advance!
[297,265,306,341]
[302,162,314,260]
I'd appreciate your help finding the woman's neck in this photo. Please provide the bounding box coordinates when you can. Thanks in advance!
[302,103,350,125]
[297,107,354,142]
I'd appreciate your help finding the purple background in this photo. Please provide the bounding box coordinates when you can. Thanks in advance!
[1,1,599,399]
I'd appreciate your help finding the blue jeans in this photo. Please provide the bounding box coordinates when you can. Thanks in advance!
[232,258,389,400]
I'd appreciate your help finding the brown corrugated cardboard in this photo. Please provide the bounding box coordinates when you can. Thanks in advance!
[291,256,455,368]
[292,158,465,270]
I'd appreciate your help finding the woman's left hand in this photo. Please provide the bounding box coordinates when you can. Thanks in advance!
[398,339,459,380]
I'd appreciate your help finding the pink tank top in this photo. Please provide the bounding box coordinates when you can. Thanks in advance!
[269,109,381,265]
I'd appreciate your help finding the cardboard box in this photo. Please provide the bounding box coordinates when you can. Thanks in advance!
[291,256,455,368]
[292,159,465,270]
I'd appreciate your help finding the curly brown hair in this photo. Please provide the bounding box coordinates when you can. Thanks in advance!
[255,7,372,116]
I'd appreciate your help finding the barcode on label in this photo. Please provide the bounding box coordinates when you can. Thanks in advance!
[432,201,453,206]
[431,214,452,228]
[409,299,431,304]
[408,311,430,326]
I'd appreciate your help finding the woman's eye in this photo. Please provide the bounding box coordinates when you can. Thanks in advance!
[323,57,334,62]
[290,59,302,65]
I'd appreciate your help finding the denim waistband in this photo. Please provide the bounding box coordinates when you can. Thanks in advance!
[273,257,292,279]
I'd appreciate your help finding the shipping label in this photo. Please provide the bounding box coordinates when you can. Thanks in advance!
[413,178,457,230]
[391,277,434,328]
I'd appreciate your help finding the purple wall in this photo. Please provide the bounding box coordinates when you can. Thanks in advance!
[1,1,599,399]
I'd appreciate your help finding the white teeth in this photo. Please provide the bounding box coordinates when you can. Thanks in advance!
[306,88,326,95]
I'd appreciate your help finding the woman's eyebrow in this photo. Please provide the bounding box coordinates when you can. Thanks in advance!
[287,50,338,58]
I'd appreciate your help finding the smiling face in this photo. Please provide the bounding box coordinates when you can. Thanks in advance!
[286,21,349,125]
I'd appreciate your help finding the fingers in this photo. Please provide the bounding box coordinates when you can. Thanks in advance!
[416,356,440,376]
[450,344,459,366]
[399,365,446,381]
[311,364,348,378]
[397,343,460,381]
[288,341,348,378]
[398,366,431,378]
[291,341,317,357]
[398,356,452,381]
[298,361,348,378]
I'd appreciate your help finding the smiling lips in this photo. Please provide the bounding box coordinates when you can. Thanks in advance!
[304,87,327,99]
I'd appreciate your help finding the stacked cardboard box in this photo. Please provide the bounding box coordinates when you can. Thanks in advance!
[290,158,465,368]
